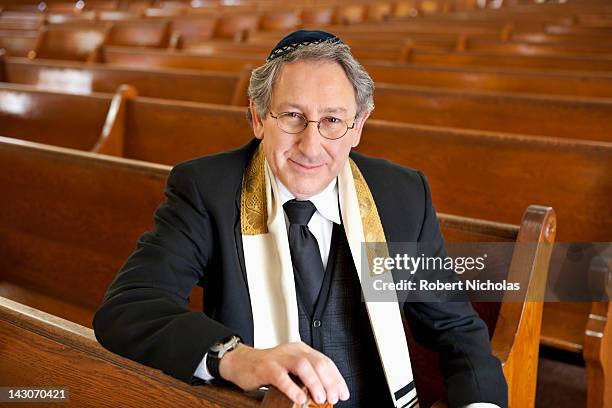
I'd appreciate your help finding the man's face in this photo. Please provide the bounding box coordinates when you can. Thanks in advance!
[250,59,370,199]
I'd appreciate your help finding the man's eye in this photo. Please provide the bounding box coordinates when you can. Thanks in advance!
[325,117,341,124]
[287,112,301,118]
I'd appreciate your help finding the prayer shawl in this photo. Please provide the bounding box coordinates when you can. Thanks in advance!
[239,145,419,408]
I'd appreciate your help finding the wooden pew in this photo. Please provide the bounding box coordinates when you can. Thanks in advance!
[463,37,612,56]
[101,98,612,405]
[0,136,555,407]
[0,11,45,31]
[402,47,612,72]
[106,18,172,48]
[1,56,251,105]
[0,83,110,149]
[101,46,261,71]
[170,14,217,46]
[1,86,609,242]
[31,24,110,61]
[258,10,300,32]
[364,61,612,98]
[4,78,611,145]
[0,30,38,57]
[0,297,299,407]
[0,84,252,154]
[214,13,259,41]
[79,95,610,244]
[45,11,98,25]
[2,70,608,402]
[96,47,612,99]
[372,83,612,142]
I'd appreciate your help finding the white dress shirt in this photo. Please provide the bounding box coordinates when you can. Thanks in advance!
[193,177,500,408]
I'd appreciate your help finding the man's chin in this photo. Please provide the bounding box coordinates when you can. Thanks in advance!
[286,180,328,199]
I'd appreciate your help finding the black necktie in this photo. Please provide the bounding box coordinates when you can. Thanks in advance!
[283,199,326,315]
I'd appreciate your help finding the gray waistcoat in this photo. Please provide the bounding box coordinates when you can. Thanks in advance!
[295,223,395,407]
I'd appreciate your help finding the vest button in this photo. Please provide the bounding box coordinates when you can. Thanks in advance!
[312,319,322,328]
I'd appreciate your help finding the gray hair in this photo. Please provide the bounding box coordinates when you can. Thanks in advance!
[246,40,375,124]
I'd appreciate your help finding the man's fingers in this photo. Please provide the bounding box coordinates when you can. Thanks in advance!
[310,355,349,403]
[290,357,327,404]
[272,370,308,405]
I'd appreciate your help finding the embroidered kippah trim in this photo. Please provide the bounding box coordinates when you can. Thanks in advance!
[266,37,342,62]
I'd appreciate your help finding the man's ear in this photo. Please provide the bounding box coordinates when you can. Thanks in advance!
[351,111,371,148]
[249,99,265,140]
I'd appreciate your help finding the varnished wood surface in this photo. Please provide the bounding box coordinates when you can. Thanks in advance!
[585,301,612,408]
[0,136,170,314]
[364,62,612,98]
[106,19,171,48]
[33,24,110,61]
[0,135,555,407]
[0,297,264,407]
[6,55,612,112]
[1,86,608,246]
[541,302,591,352]
[404,47,612,71]
[373,83,612,142]
[0,82,110,149]
[102,46,261,71]
[3,56,243,104]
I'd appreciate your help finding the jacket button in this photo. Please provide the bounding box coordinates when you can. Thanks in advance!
[313,319,322,328]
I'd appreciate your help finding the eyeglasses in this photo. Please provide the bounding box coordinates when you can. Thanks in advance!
[269,111,356,140]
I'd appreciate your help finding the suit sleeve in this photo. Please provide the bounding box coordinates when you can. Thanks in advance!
[93,163,236,384]
[402,172,508,408]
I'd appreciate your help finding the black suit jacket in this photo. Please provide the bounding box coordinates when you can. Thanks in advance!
[94,139,507,407]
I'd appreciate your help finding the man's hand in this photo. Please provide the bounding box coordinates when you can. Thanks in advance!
[218,341,350,405]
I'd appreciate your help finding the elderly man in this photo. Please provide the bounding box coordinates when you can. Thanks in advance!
[94,30,507,408]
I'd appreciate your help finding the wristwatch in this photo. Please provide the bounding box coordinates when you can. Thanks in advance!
[206,335,242,379]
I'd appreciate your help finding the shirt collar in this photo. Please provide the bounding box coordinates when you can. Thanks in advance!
[275,176,341,225]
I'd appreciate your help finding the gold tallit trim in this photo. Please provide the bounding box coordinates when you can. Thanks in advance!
[349,159,390,275]
[241,145,267,235]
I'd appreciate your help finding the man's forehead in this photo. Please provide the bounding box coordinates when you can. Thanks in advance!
[276,102,348,114]
[271,61,356,113]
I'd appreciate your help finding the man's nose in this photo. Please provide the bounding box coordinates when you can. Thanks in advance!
[297,121,322,158]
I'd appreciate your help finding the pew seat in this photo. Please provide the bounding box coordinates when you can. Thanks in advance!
[0,136,555,407]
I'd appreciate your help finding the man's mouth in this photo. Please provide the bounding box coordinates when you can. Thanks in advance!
[289,158,324,170]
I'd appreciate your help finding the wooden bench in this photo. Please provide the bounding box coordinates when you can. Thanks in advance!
[106,18,172,48]
[99,98,611,406]
[0,297,301,407]
[364,61,612,98]
[372,83,612,142]
[101,46,261,71]
[31,24,110,62]
[402,47,612,71]
[4,78,612,145]
[462,37,612,56]
[0,30,38,57]
[169,14,217,46]
[0,11,44,31]
[96,46,612,99]
[0,135,555,407]
[1,56,251,105]
[3,87,607,403]
[0,82,110,149]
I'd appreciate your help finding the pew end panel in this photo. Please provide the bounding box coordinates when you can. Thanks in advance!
[93,83,138,156]
[493,205,556,408]
[407,206,555,407]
